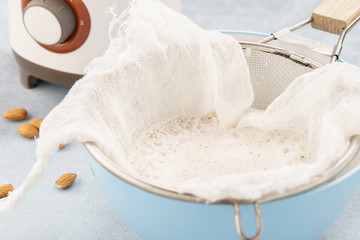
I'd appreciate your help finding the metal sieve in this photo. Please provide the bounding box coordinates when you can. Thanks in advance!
[242,42,322,110]
[86,1,360,239]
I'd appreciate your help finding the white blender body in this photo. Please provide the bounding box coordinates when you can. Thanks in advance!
[9,0,180,88]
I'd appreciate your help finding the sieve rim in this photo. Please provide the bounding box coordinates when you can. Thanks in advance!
[239,40,324,69]
[85,135,360,205]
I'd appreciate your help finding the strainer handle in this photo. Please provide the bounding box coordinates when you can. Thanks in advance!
[259,0,360,63]
[311,0,360,35]
[312,0,360,62]
[233,202,263,240]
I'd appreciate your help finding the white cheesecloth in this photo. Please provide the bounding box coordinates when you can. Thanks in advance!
[0,0,252,210]
[1,0,360,210]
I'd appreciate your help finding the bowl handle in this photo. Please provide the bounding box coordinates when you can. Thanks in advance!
[233,202,263,240]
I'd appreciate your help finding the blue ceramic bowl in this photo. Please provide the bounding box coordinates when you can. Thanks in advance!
[86,32,360,240]
[86,143,360,240]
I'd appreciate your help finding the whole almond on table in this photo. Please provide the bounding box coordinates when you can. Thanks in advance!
[29,118,43,129]
[59,144,66,149]
[56,173,77,189]
[0,184,14,199]
[2,108,27,121]
[18,124,39,138]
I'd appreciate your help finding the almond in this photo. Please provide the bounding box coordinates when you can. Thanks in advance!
[2,108,27,121]
[59,144,66,149]
[0,184,14,198]
[18,124,39,138]
[29,118,43,129]
[56,173,77,189]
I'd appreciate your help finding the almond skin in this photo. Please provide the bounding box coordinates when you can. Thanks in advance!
[29,118,43,129]
[18,124,39,138]
[2,108,27,121]
[0,184,14,198]
[59,144,66,149]
[56,173,77,189]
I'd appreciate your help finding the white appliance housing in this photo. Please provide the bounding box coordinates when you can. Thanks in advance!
[9,0,180,88]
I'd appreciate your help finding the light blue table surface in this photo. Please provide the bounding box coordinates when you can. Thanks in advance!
[1,0,360,239]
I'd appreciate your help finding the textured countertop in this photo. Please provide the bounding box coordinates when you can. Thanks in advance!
[1,0,360,239]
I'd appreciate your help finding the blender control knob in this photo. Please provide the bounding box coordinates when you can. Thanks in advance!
[23,0,76,46]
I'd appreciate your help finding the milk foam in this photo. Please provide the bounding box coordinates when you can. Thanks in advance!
[127,112,311,192]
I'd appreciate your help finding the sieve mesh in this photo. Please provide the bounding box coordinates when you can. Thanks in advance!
[242,44,321,109]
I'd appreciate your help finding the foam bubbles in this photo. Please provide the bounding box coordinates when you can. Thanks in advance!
[127,112,311,192]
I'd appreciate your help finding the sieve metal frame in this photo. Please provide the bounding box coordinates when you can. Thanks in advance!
[259,15,360,63]
[86,136,360,204]
[240,40,323,69]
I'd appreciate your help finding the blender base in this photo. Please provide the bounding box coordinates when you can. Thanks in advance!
[12,50,83,89]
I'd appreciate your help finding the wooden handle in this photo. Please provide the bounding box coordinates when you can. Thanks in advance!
[311,0,360,35]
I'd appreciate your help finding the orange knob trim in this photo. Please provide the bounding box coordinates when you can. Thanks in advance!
[22,0,91,53]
